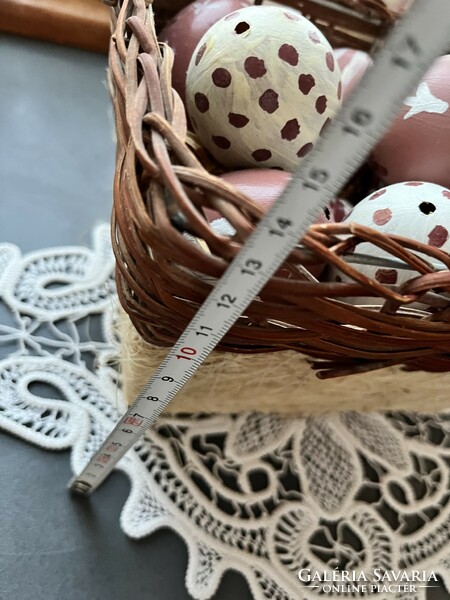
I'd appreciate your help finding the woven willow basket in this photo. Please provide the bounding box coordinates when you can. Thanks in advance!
[109,0,450,414]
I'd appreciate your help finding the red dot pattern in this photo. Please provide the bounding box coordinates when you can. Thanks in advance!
[373,208,392,226]
[329,198,349,222]
[315,95,327,114]
[244,57,267,79]
[195,92,209,113]
[428,225,449,248]
[369,189,387,201]
[259,89,279,114]
[404,182,423,187]
[297,143,313,158]
[443,190,450,199]
[190,14,341,170]
[252,149,272,162]
[298,74,316,95]
[279,44,299,66]
[212,68,232,88]
[228,113,249,128]
[212,135,231,150]
[281,119,300,141]
[195,43,207,66]
[375,269,398,284]
[326,52,335,72]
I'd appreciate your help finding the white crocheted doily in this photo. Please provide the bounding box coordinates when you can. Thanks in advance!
[2,223,450,600]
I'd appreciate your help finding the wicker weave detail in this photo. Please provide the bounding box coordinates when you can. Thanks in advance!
[109,0,450,377]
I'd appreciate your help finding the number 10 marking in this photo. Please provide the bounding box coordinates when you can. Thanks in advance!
[176,347,197,360]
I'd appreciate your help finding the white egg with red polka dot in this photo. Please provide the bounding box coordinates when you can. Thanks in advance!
[185,5,342,171]
[327,181,450,306]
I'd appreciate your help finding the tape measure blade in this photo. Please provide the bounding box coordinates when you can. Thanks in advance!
[69,0,450,496]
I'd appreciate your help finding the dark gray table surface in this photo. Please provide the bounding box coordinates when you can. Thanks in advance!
[0,34,252,600]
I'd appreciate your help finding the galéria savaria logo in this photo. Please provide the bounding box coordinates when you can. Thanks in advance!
[297,569,439,594]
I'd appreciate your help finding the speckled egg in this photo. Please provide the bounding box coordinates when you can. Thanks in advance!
[334,48,372,102]
[159,0,251,104]
[186,5,342,170]
[327,182,450,300]
[372,55,450,188]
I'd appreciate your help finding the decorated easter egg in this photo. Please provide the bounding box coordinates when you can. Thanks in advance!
[186,5,342,170]
[204,168,291,223]
[328,197,353,222]
[160,0,251,104]
[334,48,372,102]
[208,169,336,226]
[327,182,450,298]
[372,55,450,188]
[207,169,348,225]
[207,168,335,277]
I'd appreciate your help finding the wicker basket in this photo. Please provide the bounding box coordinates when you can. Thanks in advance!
[109,0,450,413]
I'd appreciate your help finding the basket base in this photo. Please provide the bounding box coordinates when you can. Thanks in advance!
[119,311,450,414]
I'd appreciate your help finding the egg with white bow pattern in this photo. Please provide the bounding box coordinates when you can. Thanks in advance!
[372,55,450,188]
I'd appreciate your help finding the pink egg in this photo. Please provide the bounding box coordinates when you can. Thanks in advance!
[160,0,251,104]
[206,169,335,224]
[204,169,292,223]
[334,48,372,101]
[206,169,334,277]
[372,55,450,188]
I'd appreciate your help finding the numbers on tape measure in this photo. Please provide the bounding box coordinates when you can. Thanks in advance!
[301,168,330,192]
[176,346,197,360]
[216,294,237,310]
[241,258,263,277]
[97,454,112,465]
[343,109,374,138]
[106,442,122,452]
[391,34,422,69]
[146,395,160,402]
[195,325,213,338]
[269,217,293,238]
[123,413,144,426]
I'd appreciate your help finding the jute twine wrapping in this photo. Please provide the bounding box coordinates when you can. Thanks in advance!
[120,309,450,413]
[109,0,450,411]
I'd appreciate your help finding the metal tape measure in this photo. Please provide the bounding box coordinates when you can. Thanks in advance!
[69,0,450,496]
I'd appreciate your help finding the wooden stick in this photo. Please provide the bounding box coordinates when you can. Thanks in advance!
[0,0,110,54]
